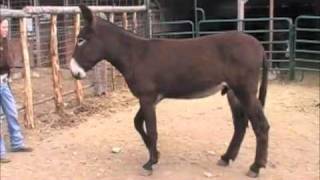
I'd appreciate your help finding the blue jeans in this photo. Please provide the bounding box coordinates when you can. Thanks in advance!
[0,83,24,158]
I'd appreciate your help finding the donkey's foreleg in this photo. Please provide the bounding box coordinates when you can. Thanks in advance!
[218,90,248,166]
[139,96,160,173]
[134,108,150,148]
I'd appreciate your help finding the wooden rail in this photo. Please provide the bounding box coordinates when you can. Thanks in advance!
[0,9,30,17]
[23,5,147,14]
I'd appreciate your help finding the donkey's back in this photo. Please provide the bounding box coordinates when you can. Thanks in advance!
[133,31,265,99]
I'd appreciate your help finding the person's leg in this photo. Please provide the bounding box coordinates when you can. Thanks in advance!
[0,91,8,159]
[0,84,24,149]
[0,132,6,158]
[0,126,10,163]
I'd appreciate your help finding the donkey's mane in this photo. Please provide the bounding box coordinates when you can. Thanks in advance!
[96,16,146,41]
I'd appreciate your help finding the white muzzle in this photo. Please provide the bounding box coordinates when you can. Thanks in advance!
[70,58,86,79]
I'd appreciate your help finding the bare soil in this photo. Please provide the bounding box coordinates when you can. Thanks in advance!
[0,73,319,180]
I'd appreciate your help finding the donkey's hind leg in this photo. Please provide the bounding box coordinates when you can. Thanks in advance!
[237,92,270,178]
[218,90,248,166]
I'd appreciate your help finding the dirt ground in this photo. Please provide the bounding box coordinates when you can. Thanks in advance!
[0,73,319,180]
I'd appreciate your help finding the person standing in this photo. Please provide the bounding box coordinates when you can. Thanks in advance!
[0,17,33,163]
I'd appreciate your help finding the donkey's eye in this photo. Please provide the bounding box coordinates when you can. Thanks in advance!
[77,38,86,46]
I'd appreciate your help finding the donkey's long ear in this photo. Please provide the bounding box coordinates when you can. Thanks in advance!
[79,4,94,26]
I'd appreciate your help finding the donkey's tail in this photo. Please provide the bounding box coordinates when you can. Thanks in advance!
[258,54,268,107]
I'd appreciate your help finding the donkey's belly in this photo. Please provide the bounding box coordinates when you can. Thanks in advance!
[166,82,228,99]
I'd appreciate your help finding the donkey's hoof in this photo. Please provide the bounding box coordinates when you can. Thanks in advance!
[139,169,153,176]
[246,170,259,178]
[217,159,229,167]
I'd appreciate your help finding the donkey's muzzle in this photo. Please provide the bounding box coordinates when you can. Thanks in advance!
[70,58,87,79]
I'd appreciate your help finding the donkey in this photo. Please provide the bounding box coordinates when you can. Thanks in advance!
[70,5,270,177]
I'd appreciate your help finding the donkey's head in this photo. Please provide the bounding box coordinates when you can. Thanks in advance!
[70,5,106,79]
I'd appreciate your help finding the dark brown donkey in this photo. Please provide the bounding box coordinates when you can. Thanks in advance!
[70,5,270,178]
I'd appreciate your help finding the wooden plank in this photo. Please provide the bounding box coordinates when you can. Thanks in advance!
[73,14,84,104]
[23,5,147,15]
[19,18,35,128]
[50,15,64,111]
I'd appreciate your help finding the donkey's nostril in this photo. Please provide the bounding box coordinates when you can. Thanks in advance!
[72,72,81,80]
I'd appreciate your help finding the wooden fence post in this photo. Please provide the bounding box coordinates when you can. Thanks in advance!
[122,12,128,30]
[74,14,84,104]
[92,14,108,96]
[93,61,108,96]
[133,12,138,33]
[50,15,64,111]
[109,13,115,90]
[120,12,129,88]
[20,17,35,128]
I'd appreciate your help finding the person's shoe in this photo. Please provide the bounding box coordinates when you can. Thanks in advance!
[0,157,11,163]
[11,146,33,153]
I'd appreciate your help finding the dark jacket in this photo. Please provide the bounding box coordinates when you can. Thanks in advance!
[0,38,11,75]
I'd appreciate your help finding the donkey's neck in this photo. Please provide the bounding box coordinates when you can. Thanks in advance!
[99,20,146,79]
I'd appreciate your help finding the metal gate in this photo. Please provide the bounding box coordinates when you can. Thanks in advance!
[151,16,320,80]
[197,18,294,76]
[294,15,320,76]
[151,20,195,38]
